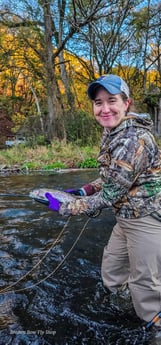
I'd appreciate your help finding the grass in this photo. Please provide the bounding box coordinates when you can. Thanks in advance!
[0,141,99,170]
[1,137,161,171]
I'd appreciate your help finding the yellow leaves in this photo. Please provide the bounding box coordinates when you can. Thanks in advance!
[147,69,161,87]
[0,25,43,89]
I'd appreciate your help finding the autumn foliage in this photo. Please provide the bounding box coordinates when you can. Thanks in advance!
[0,1,161,144]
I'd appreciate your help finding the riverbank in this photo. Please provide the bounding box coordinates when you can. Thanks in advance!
[1,138,161,175]
[0,142,99,174]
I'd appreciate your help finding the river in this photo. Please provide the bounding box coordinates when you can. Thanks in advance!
[0,171,156,344]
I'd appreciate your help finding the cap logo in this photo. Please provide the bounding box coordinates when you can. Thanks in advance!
[97,75,107,81]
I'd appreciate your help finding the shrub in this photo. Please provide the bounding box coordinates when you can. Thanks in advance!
[65,109,101,146]
[43,162,66,170]
[78,158,98,168]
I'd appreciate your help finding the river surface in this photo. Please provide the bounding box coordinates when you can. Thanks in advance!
[0,171,157,344]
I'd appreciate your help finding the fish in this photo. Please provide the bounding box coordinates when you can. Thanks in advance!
[29,188,78,205]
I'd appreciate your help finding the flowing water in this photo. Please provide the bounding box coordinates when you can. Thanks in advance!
[0,171,157,345]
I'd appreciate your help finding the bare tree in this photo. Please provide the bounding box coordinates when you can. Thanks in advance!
[0,0,161,139]
[0,0,118,140]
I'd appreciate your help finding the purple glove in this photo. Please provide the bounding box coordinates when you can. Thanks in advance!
[65,184,95,196]
[64,188,85,196]
[45,193,60,212]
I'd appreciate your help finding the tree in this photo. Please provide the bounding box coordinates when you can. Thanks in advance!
[0,0,115,141]
[130,1,161,134]
[0,0,161,141]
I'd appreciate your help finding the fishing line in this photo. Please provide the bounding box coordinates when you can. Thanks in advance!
[0,217,90,294]
[0,216,71,294]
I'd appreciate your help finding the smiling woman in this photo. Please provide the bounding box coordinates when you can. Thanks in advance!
[92,88,130,130]
[89,75,131,130]
[45,74,161,339]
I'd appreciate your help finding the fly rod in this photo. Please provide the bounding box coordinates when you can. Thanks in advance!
[144,311,161,330]
[0,193,29,197]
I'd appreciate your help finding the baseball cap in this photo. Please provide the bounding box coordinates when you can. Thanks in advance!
[87,74,130,99]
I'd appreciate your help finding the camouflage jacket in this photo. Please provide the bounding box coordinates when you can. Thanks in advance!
[60,113,161,218]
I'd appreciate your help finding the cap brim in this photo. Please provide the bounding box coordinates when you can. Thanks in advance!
[87,81,121,100]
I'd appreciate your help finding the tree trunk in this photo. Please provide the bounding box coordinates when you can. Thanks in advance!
[43,0,64,141]
[158,98,161,137]
[59,51,75,114]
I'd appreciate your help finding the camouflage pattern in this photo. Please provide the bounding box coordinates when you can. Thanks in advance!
[60,113,161,218]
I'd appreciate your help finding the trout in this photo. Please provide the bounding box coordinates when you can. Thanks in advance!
[29,188,78,205]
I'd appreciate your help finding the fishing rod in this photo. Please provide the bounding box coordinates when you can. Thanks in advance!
[0,193,49,205]
[0,193,29,197]
[144,311,161,330]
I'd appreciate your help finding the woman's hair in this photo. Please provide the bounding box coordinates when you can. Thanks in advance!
[120,92,129,102]
[120,92,137,114]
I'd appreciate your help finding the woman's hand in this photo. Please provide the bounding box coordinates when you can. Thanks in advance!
[45,193,60,212]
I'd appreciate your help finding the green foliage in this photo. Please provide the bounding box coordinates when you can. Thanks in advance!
[43,162,66,170]
[78,158,98,168]
[65,110,102,146]
[144,93,160,107]
[22,162,38,169]
[81,145,97,155]
[36,135,47,146]
[0,142,99,169]
[22,161,66,170]
[155,137,161,147]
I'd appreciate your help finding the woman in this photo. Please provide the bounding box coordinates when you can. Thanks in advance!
[46,74,161,328]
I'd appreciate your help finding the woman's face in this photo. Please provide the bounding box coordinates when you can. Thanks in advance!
[93,87,130,130]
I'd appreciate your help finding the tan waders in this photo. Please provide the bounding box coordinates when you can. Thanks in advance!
[101,215,161,325]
